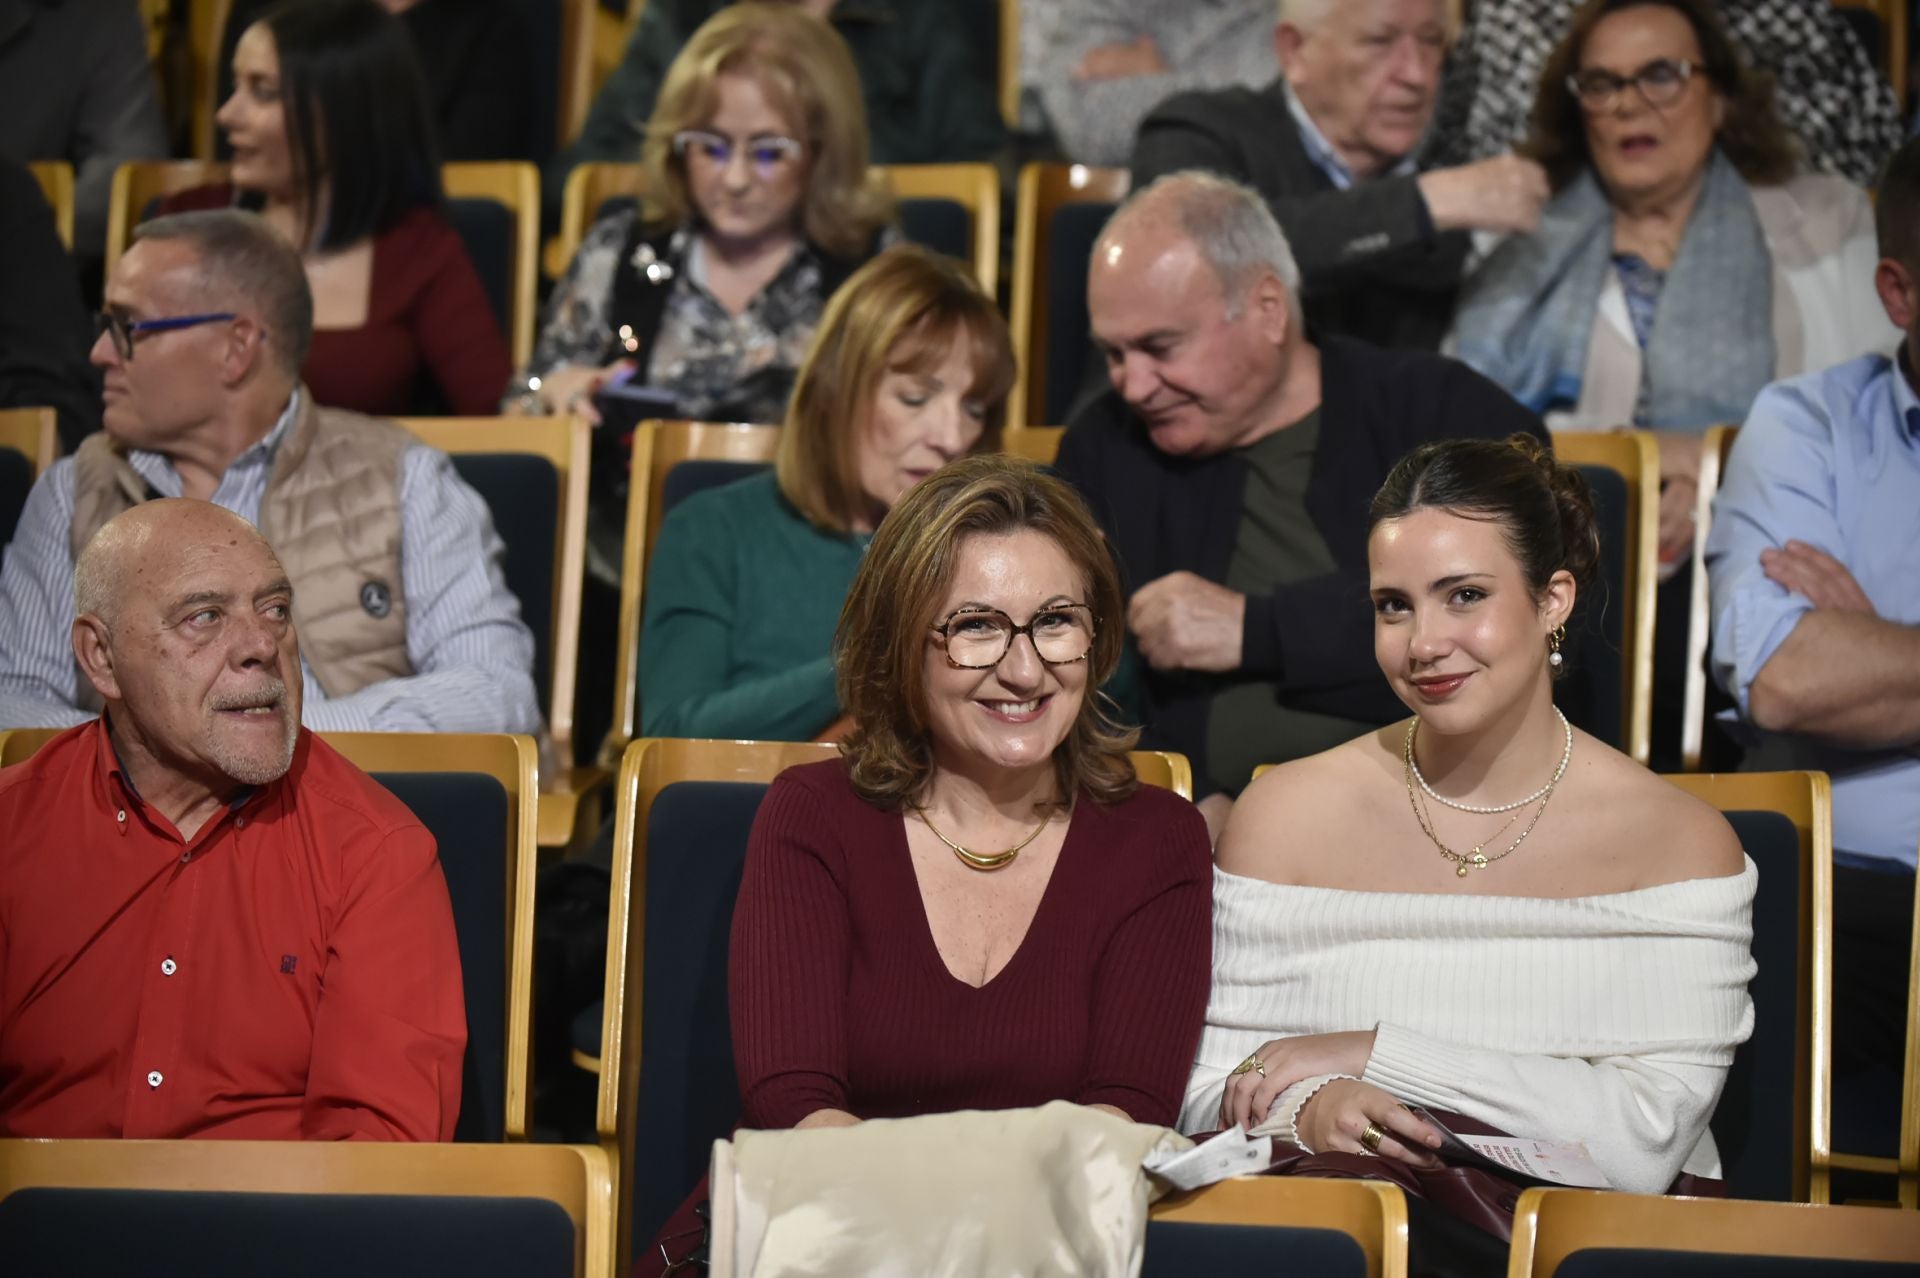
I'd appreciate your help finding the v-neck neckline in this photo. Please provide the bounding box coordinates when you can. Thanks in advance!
[892,800,1082,992]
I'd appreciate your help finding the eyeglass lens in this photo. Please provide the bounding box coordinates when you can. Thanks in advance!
[1571,58,1690,109]
[95,312,133,360]
[941,607,1095,668]
[675,131,800,172]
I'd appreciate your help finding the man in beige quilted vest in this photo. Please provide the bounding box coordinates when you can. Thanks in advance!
[0,208,540,735]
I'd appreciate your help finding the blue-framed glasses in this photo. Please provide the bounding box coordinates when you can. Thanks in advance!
[95,311,237,361]
[670,129,804,174]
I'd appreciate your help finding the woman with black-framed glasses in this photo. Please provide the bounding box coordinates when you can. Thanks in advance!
[508,3,895,585]
[1453,0,1889,535]
[642,453,1212,1275]
[1449,0,1894,768]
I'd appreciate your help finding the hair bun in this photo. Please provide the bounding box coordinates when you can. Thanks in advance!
[1503,432,1601,595]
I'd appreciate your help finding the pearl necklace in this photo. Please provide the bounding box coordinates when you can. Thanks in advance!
[1406,706,1573,814]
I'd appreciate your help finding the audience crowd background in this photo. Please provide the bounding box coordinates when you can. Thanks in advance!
[1,0,1917,1274]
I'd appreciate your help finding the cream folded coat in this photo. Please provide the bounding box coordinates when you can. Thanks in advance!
[708,1101,1190,1277]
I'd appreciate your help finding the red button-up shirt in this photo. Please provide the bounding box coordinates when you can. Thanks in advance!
[0,720,465,1140]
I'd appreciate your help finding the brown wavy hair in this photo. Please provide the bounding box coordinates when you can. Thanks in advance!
[1523,0,1800,192]
[778,245,1014,532]
[639,2,893,259]
[834,455,1138,810]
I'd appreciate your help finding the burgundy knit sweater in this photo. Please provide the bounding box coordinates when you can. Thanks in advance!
[729,760,1214,1131]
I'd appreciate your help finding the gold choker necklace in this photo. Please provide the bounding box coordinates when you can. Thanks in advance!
[918,807,1052,872]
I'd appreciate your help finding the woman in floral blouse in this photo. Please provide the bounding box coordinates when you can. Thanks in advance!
[509,2,893,572]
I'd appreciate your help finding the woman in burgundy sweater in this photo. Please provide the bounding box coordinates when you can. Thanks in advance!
[645,455,1214,1274]
[161,0,510,417]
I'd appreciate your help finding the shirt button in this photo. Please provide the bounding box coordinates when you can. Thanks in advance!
[180,852,192,864]
[235,816,246,829]
[116,809,126,822]
[161,957,177,976]
[147,1071,163,1088]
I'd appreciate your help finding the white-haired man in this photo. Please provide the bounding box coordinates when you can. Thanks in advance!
[0,208,540,735]
[0,499,466,1139]
[1130,0,1549,352]
[1057,171,1547,834]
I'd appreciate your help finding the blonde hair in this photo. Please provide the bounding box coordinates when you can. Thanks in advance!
[834,455,1139,811]
[777,245,1014,531]
[639,2,893,259]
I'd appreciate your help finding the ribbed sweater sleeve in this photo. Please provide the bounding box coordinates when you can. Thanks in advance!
[730,775,853,1129]
[1076,802,1213,1124]
[1361,1023,1732,1194]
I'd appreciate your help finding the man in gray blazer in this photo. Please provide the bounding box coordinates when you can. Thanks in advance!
[1133,0,1549,352]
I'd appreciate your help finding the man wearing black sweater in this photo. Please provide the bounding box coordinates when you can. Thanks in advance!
[1057,171,1547,835]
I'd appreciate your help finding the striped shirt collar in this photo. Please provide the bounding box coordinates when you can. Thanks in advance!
[127,389,302,503]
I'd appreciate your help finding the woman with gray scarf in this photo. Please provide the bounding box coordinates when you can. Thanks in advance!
[1451,0,1890,574]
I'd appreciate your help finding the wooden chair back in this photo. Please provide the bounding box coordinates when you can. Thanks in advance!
[309,731,540,1143]
[1665,770,1832,1202]
[442,162,541,367]
[399,416,589,775]
[882,162,1001,296]
[1007,163,1130,429]
[998,0,1021,128]
[1551,430,1660,764]
[186,0,234,159]
[1508,1187,1920,1275]
[27,161,74,249]
[601,420,782,764]
[1151,1176,1408,1278]
[0,1138,612,1278]
[1680,424,1740,771]
[1003,425,1064,466]
[105,160,228,275]
[555,162,646,271]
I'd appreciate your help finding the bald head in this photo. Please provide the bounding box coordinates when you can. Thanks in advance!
[72,499,305,792]
[1096,171,1302,323]
[75,500,281,629]
[1087,173,1310,459]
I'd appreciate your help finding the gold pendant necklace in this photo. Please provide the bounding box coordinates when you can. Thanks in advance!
[917,807,1053,872]
[1402,720,1566,876]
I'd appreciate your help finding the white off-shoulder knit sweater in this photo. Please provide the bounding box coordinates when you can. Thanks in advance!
[1180,861,1757,1194]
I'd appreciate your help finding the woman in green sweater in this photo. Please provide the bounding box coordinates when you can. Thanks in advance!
[640,246,1015,740]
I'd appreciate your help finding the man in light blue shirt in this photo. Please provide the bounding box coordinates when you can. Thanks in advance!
[1706,134,1920,1146]
[0,209,542,739]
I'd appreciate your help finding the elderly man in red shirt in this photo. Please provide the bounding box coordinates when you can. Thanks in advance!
[0,498,466,1140]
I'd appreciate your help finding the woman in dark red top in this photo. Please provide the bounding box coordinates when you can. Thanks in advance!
[162,0,510,417]
[644,455,1214,1274]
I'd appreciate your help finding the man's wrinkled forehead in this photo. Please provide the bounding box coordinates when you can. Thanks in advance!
[126,524,288,617]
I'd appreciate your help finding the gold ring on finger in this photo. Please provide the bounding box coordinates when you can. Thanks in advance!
[1231,1053,1266,1078]
[1360,1122,1386,1154]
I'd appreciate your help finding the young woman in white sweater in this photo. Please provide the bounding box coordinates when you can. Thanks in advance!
[1187,433,1755,1202]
